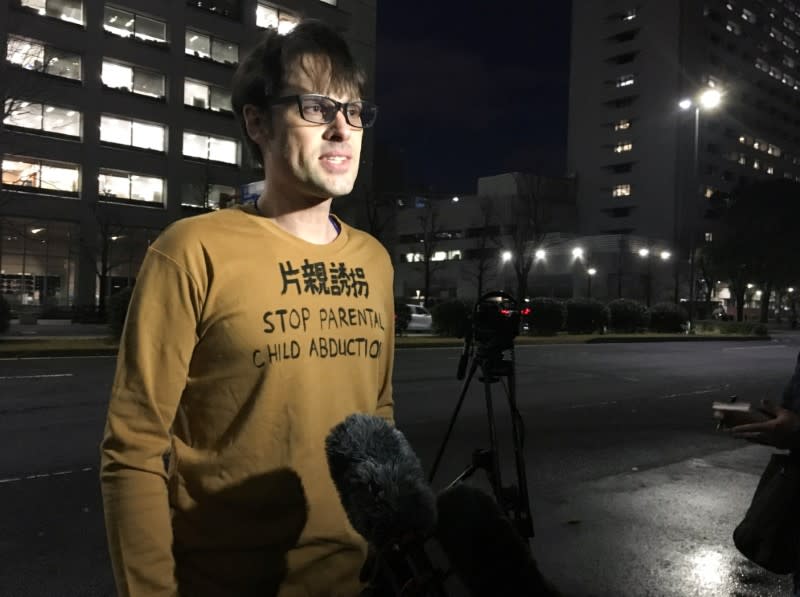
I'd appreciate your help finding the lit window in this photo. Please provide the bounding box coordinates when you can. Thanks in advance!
[185,30,238,64]
[614,119,631,130]
[612,184,631,197]
[768,166,775,174]
[742,8,756,23]
[100,115,165,151]
[616,74,635,88]
[768,144,782,156]
[6,36,82,81]
[183,132,238,164]
[20,0,84,25]
[104,6,166,43]
[705,232,713,242]
[4,100,81,137]
[99,171,164,204]
[102,60,165,99]
[183,79,232,113]
[207,184,237,209]
[447,250,462,260]
[404,253,423,263]
[756,58,769,72]
[2,157,79,192]
[432,251,447,262]
[614,142,633,153]
[754,159,761,169]
[623,9,637,21]
[704,186,716,198]
[256,3,299,34]
[726,21,742,34]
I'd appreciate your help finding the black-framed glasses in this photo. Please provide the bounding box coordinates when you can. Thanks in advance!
[267,94,378,129]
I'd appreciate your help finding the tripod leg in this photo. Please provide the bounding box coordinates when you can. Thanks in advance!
[506,354,535,539]
[428,356,480,484]
[481,359,505,507]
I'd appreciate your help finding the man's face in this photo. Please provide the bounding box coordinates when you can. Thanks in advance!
[264,66,363,202]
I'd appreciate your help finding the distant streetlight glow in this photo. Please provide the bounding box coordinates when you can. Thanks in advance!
[747,283,755,289]
[501,251,512,263]
[452,196,459,203]
[572,247,584,259]
[790,287,796,293]
[638,248,650,258]
[535,249,546,261]
[679,98,692,110]
[660,251,671,261]
[588,267,597,276]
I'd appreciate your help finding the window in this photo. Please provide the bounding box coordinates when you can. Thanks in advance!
[183,132,238,164]
[612,184,631,197]
[184,80,232,112]
[182,183,237,210]
[20,0,84,25]
[742,8,757,23]
[256,3,299,34]
[768,166,775,174]
[185,30,238,64]
[614,119,631,130]
[705,232,714,242]
[4,100,81,137]
[104,6,166,44]
[616,74,635,88]
[726,20,742,34]
[614,142,633,153]
[100,115,166,151]
[6,36,81,81]
[102,60,165,99]
[704,186,716,198]
[2,157,79,192]
[623,8,637,21]
[99,171,164,205]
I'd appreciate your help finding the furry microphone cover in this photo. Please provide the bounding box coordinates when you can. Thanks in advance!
[325,414,438,548]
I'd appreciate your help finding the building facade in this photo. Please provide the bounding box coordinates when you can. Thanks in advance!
[0,0,376,312]
[392,172,579,304]
[568,0,800,302]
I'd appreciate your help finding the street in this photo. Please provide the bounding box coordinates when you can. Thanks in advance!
[1,336,798,596]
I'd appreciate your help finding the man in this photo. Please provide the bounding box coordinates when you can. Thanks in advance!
[100,20,394,597]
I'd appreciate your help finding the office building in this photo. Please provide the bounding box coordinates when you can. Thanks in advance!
[0,0,375,312]
[392,172,579,303]
[568,0,800,301]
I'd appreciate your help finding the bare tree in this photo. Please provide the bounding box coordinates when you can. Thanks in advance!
[363,189,396,246]
[463,197,499,298]
[507,173,553,301]
[415,200,446,306]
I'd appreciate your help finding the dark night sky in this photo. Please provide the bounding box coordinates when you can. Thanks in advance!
[374,1,573,194]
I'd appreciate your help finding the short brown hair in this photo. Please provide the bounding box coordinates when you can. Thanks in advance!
[231,20,366,166]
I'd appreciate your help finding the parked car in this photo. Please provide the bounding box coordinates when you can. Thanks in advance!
[406,304,433,332]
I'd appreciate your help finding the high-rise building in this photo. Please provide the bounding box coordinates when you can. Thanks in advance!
[0,0,375,313]
[567,0,800,299]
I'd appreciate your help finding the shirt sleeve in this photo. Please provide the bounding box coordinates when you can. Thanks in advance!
[100,246,203,597]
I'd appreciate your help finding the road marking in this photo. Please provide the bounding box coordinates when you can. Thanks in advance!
[722,345,791,352]
[0,355,116,362]
[0,466,93,485]
[0,373,73,380]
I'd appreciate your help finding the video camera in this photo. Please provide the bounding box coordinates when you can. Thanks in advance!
[458,292,520,379]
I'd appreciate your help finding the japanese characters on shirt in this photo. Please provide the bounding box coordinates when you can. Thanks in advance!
[252,259,385,368]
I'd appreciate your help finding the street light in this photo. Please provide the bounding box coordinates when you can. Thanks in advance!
[535,248,546,261]
[678,86,723,331]
[660,251,671,261]
[501,250,512,263]
[638,248,650,258]
[572,247,584,259]
[587,267,597,298]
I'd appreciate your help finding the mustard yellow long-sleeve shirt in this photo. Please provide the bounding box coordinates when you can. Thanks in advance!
[100,205,395,597]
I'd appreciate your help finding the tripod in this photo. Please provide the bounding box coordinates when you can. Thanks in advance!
[428,328,535,543]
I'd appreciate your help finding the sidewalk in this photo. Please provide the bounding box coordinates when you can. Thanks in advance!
[533,444,792,597]
[3,319,110,339]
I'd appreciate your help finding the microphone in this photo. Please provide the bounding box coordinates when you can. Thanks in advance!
[325,413,438,548]
[434,483,561,597]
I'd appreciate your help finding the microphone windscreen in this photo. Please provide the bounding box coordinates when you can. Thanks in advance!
[325,414,437,547]
[435,483,558,597]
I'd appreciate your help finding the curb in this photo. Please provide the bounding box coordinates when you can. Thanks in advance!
[0,334,775,358]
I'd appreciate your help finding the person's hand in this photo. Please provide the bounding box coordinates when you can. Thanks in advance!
[730,400,800,449]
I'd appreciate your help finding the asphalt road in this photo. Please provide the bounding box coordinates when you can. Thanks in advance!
[1,335,799,596]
